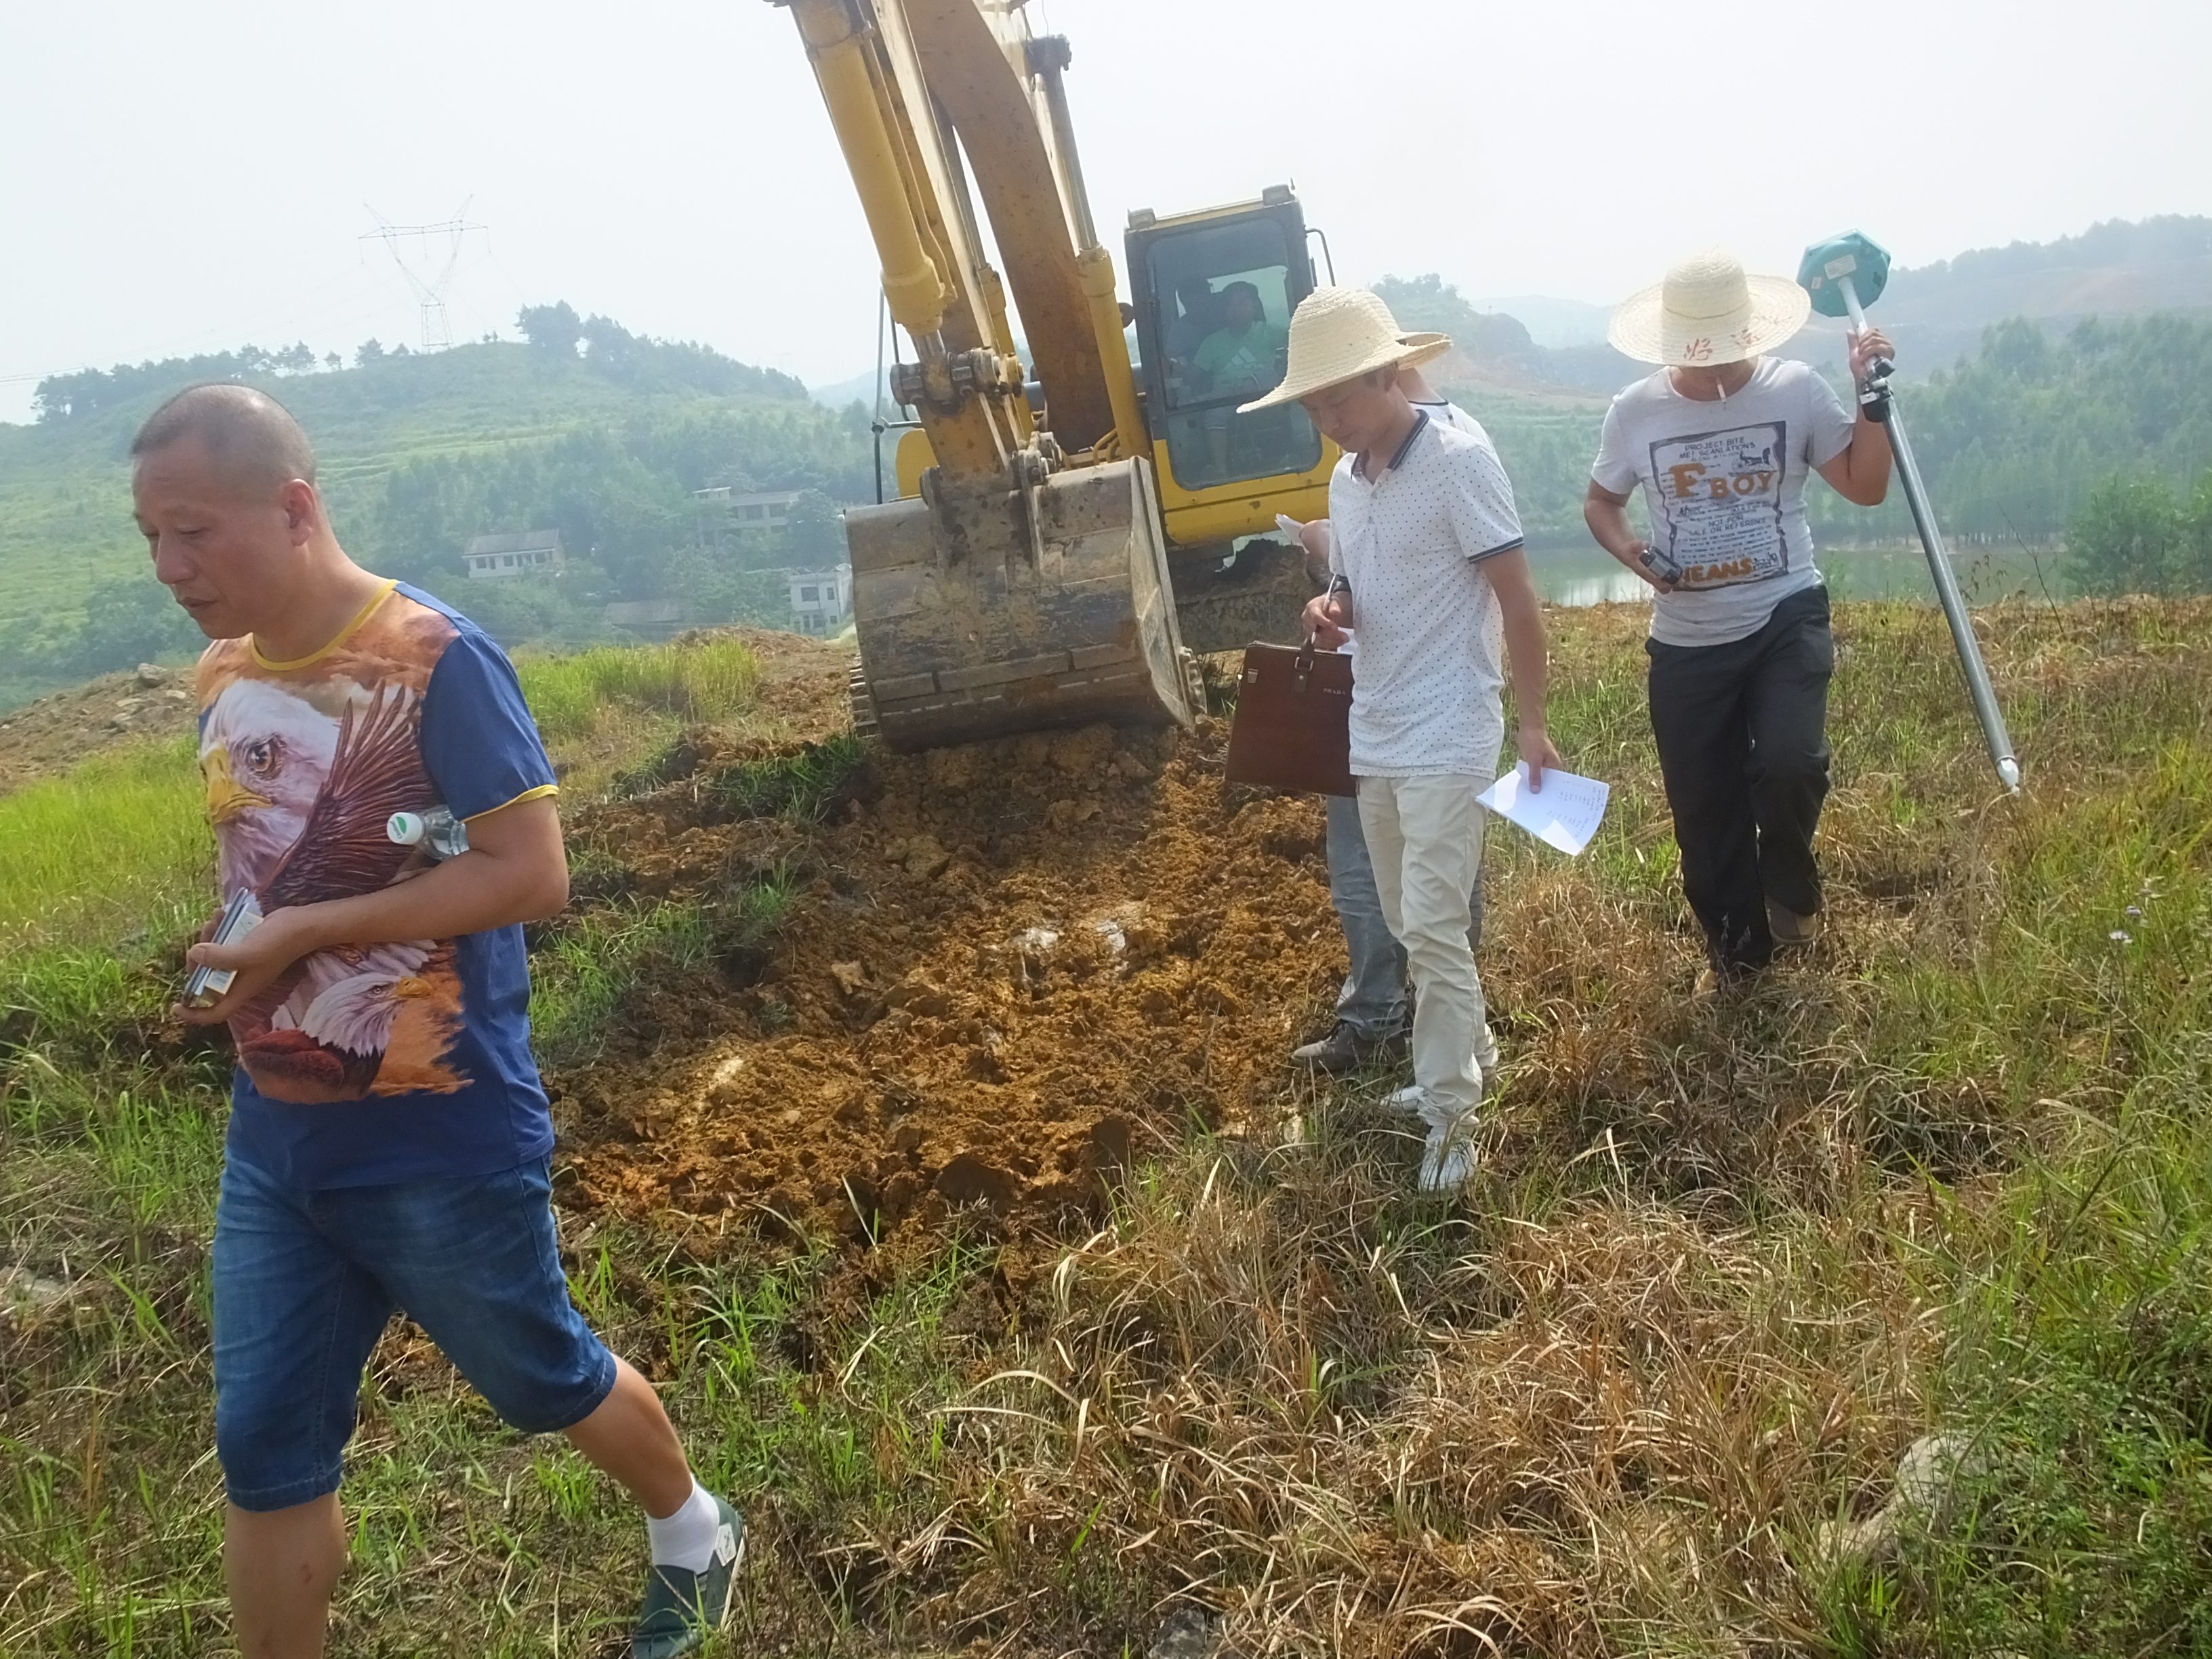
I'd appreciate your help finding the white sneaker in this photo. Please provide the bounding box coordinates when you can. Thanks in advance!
[1417,1108,1481,1193]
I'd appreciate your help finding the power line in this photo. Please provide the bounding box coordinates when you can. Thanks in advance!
[361,203,487,352]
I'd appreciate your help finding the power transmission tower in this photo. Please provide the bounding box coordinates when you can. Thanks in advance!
[361,205,487,352]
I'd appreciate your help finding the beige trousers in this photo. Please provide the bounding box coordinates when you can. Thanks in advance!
[1356,771,1497,1116]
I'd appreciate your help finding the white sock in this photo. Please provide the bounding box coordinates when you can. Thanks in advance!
[645,1478,722,1572]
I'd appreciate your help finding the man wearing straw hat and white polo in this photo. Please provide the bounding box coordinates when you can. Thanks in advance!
[1258,287,1561,1193]
[1584,251,1894,985]
[1284,289,1501,1078]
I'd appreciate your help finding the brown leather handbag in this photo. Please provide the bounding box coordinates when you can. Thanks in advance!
[1223,638,1355,797]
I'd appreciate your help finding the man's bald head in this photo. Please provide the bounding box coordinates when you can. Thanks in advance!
[131,383,317,497]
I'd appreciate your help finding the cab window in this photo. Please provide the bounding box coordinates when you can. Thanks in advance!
[1145,219,1322,489]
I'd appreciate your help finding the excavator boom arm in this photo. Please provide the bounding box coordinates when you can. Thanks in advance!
[775,0,1194,753]
[782,0,1139,470]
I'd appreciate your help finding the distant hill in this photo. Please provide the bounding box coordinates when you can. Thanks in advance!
[1383,216,2212,394]
[809,367,890,411]
[1795,215,2212,373]
[1372,274,1639,398]
[816,216,2212,418]
[1469,295,1613,350]
[0,322,872,712]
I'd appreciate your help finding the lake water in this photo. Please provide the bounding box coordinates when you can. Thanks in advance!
[1528,542,2066,609]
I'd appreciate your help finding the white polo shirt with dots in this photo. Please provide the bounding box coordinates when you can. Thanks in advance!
[1327,409,1525,777]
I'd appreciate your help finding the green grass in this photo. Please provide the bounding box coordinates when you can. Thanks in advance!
[7,607,2212,1655]
[531,866,796,1069]
[1832,1109,2212,1654]
[529,901,718,1069]
[701,731,867,822]
[515,637,763,743]
[0,735,209,949]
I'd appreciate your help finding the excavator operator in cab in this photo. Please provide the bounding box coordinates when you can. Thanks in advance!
[1164,277,1222,367]
[1193,280,1289,478]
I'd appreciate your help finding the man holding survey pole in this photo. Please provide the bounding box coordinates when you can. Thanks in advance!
[1583,251,1893,986]
[1259,287,1560,1193]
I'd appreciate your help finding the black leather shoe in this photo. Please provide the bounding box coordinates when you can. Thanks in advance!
[1290,1023,1409,1074]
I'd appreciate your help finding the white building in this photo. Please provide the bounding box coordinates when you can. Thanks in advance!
[693,488,804,531]
[788,565,852,635]
[463,529,564,579]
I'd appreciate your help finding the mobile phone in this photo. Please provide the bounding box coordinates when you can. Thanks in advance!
[183,889,264,1010]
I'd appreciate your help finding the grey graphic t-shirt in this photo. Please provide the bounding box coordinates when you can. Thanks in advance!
[1592,358,1856,647]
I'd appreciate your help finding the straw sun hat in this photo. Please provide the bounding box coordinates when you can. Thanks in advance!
[1607,249,1811,367]
[1237,286,1450,412]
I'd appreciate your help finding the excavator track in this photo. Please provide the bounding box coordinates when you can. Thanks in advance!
[846,658,879,738]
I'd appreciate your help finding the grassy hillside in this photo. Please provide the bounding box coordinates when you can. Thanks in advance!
[0,337,872,710]
[10,282,2212,712]
[1860,213,2212,371]
[4,605,2212,1654]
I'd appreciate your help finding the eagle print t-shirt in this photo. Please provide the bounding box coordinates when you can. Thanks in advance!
[195,581,558,1189]
[1591,357,1856,647]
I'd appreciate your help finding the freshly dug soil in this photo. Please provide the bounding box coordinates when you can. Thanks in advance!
[0,664,197,793]
[556,710,1345,1240]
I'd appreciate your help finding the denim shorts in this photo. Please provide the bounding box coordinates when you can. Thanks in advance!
[212,1153,618,1512]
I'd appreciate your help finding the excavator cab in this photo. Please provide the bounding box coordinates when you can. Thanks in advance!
[1127,189,1335,550]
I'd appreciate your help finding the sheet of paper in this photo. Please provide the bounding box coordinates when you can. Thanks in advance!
[1477,762,1611,856]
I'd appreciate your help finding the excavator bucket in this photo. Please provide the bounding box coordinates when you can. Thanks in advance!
[844,457,1199,752]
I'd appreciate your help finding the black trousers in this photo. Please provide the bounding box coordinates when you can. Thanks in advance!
[1646,584,1835,972]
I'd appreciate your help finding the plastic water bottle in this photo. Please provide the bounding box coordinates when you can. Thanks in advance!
[387,807,469,860]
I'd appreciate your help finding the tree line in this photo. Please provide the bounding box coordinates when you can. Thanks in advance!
[34,344,342,422]
[2062,467,2212,596]
[31,306,808,426]
[1841,312,2212,546]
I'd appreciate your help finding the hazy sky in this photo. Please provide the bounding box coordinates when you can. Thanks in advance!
[5,0,2208,424]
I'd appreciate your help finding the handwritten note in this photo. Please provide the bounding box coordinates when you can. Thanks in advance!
[1477,763,1610,856]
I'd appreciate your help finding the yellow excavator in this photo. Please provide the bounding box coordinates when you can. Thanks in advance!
[775,0,1338,750]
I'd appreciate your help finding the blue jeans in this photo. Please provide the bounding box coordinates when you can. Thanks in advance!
[212,1153,617,1512]
[1326,794,1483,1041]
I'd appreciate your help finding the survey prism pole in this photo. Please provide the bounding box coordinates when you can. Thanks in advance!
[1800,233,2022,792]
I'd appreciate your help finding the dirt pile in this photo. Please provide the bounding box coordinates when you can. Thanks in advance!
[0,663,197,792]
[557,710,1346,1239]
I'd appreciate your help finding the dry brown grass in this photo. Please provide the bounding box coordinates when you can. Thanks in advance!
[5,598,2211,1656]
